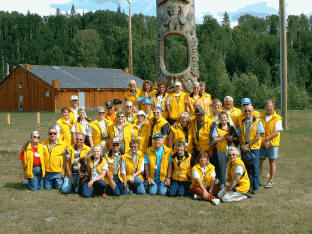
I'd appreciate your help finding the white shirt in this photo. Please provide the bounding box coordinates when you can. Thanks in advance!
[71,119,89,136]
[265,115,283,131]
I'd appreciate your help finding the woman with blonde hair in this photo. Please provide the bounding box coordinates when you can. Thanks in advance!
[20,130,45,191]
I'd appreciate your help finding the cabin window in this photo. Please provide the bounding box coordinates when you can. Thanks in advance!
[46,90,50,97]
[18,82,22,88]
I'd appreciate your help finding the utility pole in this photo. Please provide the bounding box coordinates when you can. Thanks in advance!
[280,0,288,130]
[128,0,133,74]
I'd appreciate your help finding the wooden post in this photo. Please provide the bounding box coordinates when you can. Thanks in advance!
[279,0,288,130]
[7,113,10,125]
[37,112,40,124]
[128,0,133,74]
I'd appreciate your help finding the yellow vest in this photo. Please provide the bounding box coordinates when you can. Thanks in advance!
[119,151,144,182]
[108,122,133,153]
[67,144,91,166]
[188,94,207,118]
[190,117,214,152]
[170,122,192,153]
[124,88,140,106]
[203,92,212,116]
[239,117,262,150]
[23,143,45,178]
[260,112,282,147]
[227,157,250,194]
[147,145,172,181]
[167,92,187,120]
[56,117,73,146]
[191,163,215,189]
[105,112,116,123]
[237,110,261,128]
[215,125,232,153]
[131,122,151,155]
[150,115,169,138]
[222,107,241,129]
[42,139,67,173]
[89,119,110,146]
[90,158,106,180]
[171,153,192,182]
[69,107,79,122]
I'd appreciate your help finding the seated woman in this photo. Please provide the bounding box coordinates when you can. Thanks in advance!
[20,130,45,191]
[120,139,146,195]
[212,111,238,188]
[80,145,107,198]
[218,146,250,202]
[56,107,74,146]
[191,151,220,205]
[168,141,192,197]
[71,107,91,146]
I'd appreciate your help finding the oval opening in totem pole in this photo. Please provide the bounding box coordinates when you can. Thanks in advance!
[156,0,199,93]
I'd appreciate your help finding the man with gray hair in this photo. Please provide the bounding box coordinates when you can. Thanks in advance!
[124,100,135,124]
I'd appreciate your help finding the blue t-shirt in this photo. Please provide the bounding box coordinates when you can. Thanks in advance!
[145,146,172,182]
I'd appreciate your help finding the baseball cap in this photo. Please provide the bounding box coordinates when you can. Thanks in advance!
[153,133,163,139]
[242,98,252,105]
[70,95,78,101]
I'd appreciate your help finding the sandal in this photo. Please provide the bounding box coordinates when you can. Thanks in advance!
[265,180,274,189]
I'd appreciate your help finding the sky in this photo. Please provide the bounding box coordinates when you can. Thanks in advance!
[1,0,312,25]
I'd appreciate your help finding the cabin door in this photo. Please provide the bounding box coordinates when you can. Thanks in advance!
[18,95,23,111]
[78,92,85,108]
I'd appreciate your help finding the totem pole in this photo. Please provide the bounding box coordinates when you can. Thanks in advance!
[156,0,199,92]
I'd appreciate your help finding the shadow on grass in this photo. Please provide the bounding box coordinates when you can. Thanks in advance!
[3,182,27,190]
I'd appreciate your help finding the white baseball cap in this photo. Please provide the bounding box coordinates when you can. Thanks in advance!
[137,110,146,117]
[174,81,182,86]
[70,95,78,101]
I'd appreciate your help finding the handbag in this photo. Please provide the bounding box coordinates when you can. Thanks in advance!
[242,151,256,163]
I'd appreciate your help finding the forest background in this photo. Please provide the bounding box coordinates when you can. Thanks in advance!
[0,6,311,109]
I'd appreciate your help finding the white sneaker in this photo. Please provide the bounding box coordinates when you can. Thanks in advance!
[212,198,220,206]
[193,194,201,200]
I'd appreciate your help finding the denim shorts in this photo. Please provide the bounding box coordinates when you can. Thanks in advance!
[260,147,279,159]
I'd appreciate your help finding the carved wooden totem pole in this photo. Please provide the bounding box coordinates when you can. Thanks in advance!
[156,0,199,92]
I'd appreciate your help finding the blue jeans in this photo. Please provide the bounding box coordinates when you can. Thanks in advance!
[168,180,190,197]
[149,180,168,195]
[61,174,80,194]
[28,166,44,191]
[128,177,146,195]
[81,180,107,198]
[217,152,228,186]
[44,172,63,190]
[243,149,260,190]
[106,176,128,196]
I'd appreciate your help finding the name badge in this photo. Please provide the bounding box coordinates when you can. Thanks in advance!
[108,159,114,164]
[34,152,40,158]
[154,165,158,170]
[177,170,182,175]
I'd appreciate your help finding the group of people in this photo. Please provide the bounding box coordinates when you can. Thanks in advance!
[20,79,283,205]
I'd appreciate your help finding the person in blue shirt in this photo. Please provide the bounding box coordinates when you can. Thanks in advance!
[145,133,172,195]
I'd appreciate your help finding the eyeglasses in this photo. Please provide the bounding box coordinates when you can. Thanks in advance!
[153,112,160,114]
[76,138,84,141]
[49,132,57,135]
[130,145,138,148]
[244,110,252,113]
[227,153,236,157]
[112,144,120,147]
[33,136,40,139]
[126,106,132,108]
[117,115,125,118]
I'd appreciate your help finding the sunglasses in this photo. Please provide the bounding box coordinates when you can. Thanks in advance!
[153,112,160,114]
[244,110,252,113]
[117,115,125,118]
[112,144,120,147]
[130,145,138,148]
[49,132,57,135]
[126,106,132,108]
[33,136,40,139]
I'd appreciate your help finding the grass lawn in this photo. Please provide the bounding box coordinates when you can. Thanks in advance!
[0,110,311,233]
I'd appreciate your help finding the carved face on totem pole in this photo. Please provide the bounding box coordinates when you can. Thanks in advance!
[156,0,199,92]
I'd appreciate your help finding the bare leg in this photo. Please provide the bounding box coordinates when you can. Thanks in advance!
[269,159,276,181]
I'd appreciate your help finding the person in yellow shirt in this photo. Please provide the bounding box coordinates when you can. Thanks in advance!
[166,81,189,125]
[199,81,212,115]
[191,151,220,205]
[209,99,222,124]
[69,95,79,122]
[120,139,146,194]
[168,141,192,197]
[222,96,241,128]
[142,98,154,121]
[131,110,151,155]
[217,146,250,202]
[56,107,74,147]
[237,104,264,194]
[80,145,108,198]
[124,80,140,106]
[88,106,111,150]
[153,82,169,118]
[20,130,45,191]
[190,106,214,164]
[145,133,172,195]
[187,82,207,118]
[168,112,192,154]
[61,132,91,194]
[42,127,67,190]
[107,110,133,154]
[71,107,91,146]
[259,100,283,189]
